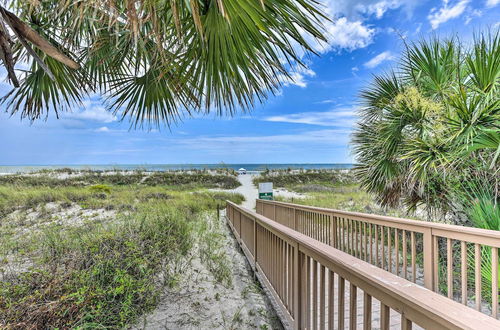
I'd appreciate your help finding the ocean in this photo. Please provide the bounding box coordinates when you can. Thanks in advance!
[0,163,354,174]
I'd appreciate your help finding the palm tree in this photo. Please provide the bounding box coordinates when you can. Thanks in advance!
[352,32,499,217]
[0,0,326,127]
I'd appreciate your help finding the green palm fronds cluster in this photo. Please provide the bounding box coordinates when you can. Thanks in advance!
[0,0,327,127]
[353,32,500,217]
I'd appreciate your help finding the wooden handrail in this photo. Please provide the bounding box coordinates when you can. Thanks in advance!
[257,199,500,243]
[226,201,500,329]
[256,199,500,319]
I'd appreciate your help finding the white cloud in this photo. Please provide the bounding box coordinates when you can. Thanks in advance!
[325,0,419,20]
[486,0,500,7]
[364,51,395,68]
[428,0,470,30]
[65,101,117,123]
[262,107,357,128]
[315,99,337,104]
[284,66,316,88]
[95,126,110,132]
[325,17,375,51]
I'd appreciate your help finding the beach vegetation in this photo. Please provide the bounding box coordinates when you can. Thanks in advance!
[352,32,499,222]
[0,171,244,328]
[0,171,241,189]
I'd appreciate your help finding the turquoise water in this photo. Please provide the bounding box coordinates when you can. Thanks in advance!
[0,163,353,173]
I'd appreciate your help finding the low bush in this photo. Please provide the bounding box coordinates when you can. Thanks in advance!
[253,169,356,188]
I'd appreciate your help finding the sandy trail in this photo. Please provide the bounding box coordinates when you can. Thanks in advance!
[216,174,305,210]
[133,213,282,330]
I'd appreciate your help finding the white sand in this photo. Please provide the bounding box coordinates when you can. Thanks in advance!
[213,174,305,210]
[133,214,282,330]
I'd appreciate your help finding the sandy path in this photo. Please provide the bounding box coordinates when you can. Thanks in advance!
[215,174,305,211]
[133,213,282,330]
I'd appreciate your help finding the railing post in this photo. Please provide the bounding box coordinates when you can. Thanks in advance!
[423,228,434,290]
[273,203,276,220]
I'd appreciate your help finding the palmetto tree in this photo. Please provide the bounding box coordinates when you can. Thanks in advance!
[0,0,326,127]
[352,32,499,217]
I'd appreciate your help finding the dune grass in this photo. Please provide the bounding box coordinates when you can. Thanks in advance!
[0,172,244,328]
[0,170,241,189]
[253,169,356,188]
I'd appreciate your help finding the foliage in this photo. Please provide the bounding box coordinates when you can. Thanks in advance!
[253,169,357,188]
[0,170,241,189]
[0,172,244,328]
[352,32,500,217]
[1,0,327,127]
[89,184,112,194]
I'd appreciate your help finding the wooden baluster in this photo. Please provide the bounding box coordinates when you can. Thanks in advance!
[307,256,311,329]
[363,292,372,330]
[375,225,379,267]
[475,243,481,311]
[447,238,453,299]
[313,260,318,330]
[401,315,412,330]
[320,265,325,330]
[380,303,390,330]
[403,230,407,280]
[387,227,392,273]
[328,270,334,329]
[411,232,416,283]
[461,241,467,305]
[364,222,368,261]
[433,236,439,292]
[395,229,399,276]
[492,247,498,319]
[369,223,373,264]
[338,277,345,330]
[381,226,385,270]
[349,284,357,330]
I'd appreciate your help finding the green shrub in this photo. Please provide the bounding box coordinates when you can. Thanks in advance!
[89,184,112,194]
[253,169,356,188]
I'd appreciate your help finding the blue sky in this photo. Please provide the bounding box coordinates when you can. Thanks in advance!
[1,0,499,165]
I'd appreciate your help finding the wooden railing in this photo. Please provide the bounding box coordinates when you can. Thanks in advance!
[256,199,500,319]
[226,201,500,329]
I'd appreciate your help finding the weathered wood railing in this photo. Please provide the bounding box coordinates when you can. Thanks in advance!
[256,199,500,319]
[226,201,500,329]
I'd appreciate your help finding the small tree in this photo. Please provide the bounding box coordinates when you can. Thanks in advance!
[352,32,499,219]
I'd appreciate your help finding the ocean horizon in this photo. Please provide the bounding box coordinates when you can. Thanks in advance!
[0,163,354,174]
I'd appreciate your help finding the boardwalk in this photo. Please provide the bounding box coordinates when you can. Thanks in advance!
[226,201,500,329]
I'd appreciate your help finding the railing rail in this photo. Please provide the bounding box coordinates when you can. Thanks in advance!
[256,199,500,319]
[226,201,500,329]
